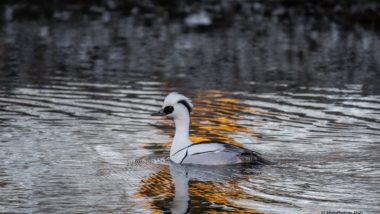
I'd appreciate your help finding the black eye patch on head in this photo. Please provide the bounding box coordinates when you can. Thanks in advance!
[178,100,192,113]
[163,106,174,114]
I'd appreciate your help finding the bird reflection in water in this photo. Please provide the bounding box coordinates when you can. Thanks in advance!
[135,162,269,213]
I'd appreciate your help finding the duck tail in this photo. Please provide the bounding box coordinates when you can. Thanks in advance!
[240,152,273,165]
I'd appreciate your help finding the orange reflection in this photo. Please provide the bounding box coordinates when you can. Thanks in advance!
[188,180,262,213]
[134,166,174,214]
[134,165,267,213]
[190,90,261,146]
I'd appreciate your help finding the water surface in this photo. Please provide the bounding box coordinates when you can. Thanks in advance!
[0,16,380,213]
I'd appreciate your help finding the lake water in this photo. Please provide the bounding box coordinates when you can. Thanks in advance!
[0,15,380,213]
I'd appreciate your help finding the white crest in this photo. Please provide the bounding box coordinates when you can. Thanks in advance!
[163,92,193,108]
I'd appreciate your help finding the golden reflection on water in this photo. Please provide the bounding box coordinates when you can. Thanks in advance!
[134,165,264,213]
[134,166,175,213]
[135,90,265,213]
[190,90,261,146]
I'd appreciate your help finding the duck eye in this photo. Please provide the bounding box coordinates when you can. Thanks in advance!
[163,106,174,114]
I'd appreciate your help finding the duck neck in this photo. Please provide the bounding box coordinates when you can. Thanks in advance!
[171,114,192,156]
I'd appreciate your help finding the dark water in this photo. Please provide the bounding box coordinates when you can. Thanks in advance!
[1,15,380,213]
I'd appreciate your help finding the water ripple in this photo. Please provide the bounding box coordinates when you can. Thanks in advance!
[0,81,379,213]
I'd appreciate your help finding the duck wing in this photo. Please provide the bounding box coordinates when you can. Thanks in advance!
[181,141,269,165]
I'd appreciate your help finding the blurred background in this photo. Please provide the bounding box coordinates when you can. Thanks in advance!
[0,0,379,93]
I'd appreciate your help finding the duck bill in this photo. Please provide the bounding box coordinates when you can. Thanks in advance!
[151,109,166,116]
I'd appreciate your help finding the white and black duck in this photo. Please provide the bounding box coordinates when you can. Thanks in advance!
[152,92,268,165]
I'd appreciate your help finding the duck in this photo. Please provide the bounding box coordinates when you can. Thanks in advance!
[152,92,268,165]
